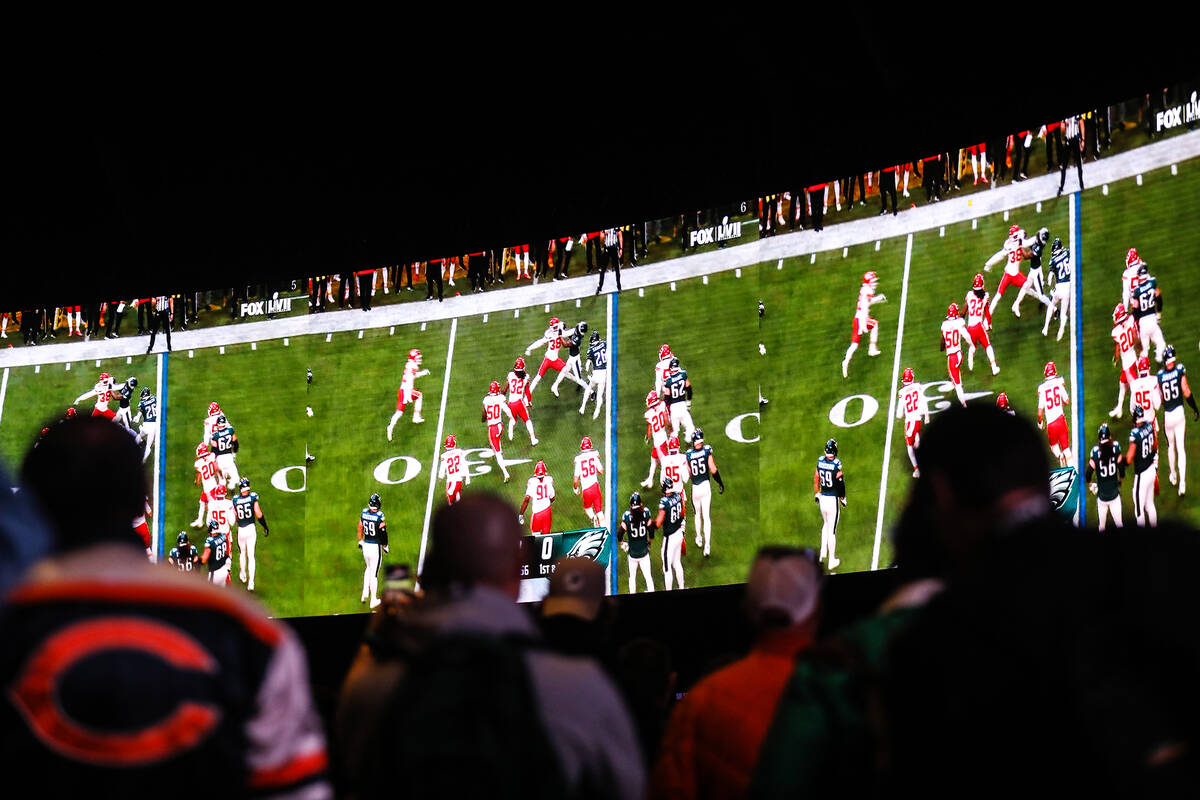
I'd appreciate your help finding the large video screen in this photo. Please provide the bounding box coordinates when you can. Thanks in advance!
[2,90,1198,616]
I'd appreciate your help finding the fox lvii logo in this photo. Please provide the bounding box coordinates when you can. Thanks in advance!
[1156,91,1199,131]
[240,296,297,317]
[689,216,744,247]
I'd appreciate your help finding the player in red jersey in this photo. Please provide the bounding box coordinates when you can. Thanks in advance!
[1121,247,1144,311]
[387,349,429,439]
[132,497,153,559]
[72,372,118,419]
[481,381,514,481]
[519,460,556,535]
[438,434,469,504]
[997,392,1016,416]
[842,271,887,378]
[984,224,1046,317]
[505,357,539,446]
[964,273,1000,375]
[191,442,220,528]
[1109,303,1142,418]
[896,367,929,477]
[939,303,971,407]
[573,436,605,527]
[525,317,567,396]
[1037,361,1072,467]
[640,392,671,488]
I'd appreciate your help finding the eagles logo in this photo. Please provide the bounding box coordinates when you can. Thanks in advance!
[1049,467,1078,511]
[566,528,608,561]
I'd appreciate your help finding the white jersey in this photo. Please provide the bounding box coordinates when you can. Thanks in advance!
[645,401,670,447]
[654,357,674,396]
[660,453,689,495]
[194,452,219,496]
[532,326,564,360]
[506,371,530,404]
[1121,264,1141,309]
[573,449,604,490]
[940,318,970,355]
[898,382,927,424]
[965,290,990,327]
[1112,317,1139,369]
[525,476,555,514]
[439,448,467,484]
[482,393,508,429]
[1003,232,1026,276]
[855,284,876,323]
[1130,375,1162,419]
[92,379,116,412]
[1037,377,1069,424]
[207,496,235,535]
[401,359,424,390]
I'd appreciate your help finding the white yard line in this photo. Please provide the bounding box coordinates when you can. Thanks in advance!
[872,233,913,571]
[153,353,164,561]
[416,318,458,581]
[0,367,9,429]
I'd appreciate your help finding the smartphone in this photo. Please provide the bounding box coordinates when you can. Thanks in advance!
[384,563,414,594]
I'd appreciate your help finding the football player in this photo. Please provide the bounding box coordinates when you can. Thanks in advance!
[842,271,887,378]
[1121,247,1144,311]
[964,274,1000,375]
[1012,227,1053,317]
[654,344,674,398]
[997,392,1015,416]
[481,380,514,482]
[201,520,231,587]
[618,492,654,593]
[580,331,609,419]
[519,460,556,535]
[573,436,605,527]
[659,436,690,541]
[686,428,724,558]
[1043,237,1072,341]
[896,367,929,477]
[1127,406,1158,528]
[132,497,152,559]
[133,387,158,463]
[202,401,225,448]
[168,531,200,573]
[1130,263,1165,363]
[72,371,117,419]
[1129,357,1162,436]
[113,376,138,432]
[550,321,591,396]
[232,477,269,591]
[1037,362,1072,467]
[191,442,220,528]
[641,391,671,488]
[939,303,971,407]
[506,357,538,445]
[357,493,388,608]
[654,476,686,590]
[813,438,845,571]
[663,357,696,442]
[525,317,567,396]
[387,349,429,439]
[1109,304,1141,418]
[1157,344,1198,496]
[438,434,470,505]
[210,414,241,490]
[1086,424,1125,531]
[206,484,236,561]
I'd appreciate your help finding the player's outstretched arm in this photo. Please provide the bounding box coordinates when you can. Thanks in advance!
[524,335,547,355]
[73,389,97,405]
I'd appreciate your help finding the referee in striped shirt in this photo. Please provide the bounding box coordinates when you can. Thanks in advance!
[146,295,173,354]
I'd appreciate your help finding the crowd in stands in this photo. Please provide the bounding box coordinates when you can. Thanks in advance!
[4,407,1200,796]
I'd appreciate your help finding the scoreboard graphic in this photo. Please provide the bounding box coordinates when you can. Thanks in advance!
[517,526,612,602]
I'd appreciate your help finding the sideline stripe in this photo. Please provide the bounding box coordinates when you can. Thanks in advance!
[872,233,913,571]
[1071,191,1085,526]
[0,367,9,429]
[156,353,168,562]
[416,318,458,581]
[607,293,618,596]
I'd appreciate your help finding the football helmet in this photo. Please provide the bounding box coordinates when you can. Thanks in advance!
[825,438,838,457]
[590,331,600,345]
[1008,224,1020,237]
[534,460,547,477]
[667,436,680,454]
[216,414,227,428]
[127,376,138,388]
[1044,361,1057,379]
[209,401,221,416]
[549,317,561,329]
[1137,356,1150,376]
[693,427,704,443]
[1037,227,1050,244]
[972,273,985,291]
[1113,304,1127,324]
[1137,263,1149,279]
[240,477,251,490]
[902,367,915,385]
[409,348,422,363]
[99,372,111,383]
[1052,237,1063,253]
[629,491,642,509]
[669,357,680,370]
[195,442,208,458]
[177,531,190,547]
[863,270,878,286]
[444,434,457,450]
[514,356,526,372]
[580,436,592,451]
[659,344,672,361]
[1098,423,1111,443]
[369,492,382,509]
[489,380,502,394]
[1133,405,1145,423]
[947,302,959,319]
[576,321,588,335]
[208,520,220,533]
[65,407,77,418]
[661,476,674,493]
[997,392,1010,410]
[646,391,658,408]
[1165,344,1177,365]
[1126,247,1140,268]
[213,485,227,500]
[140,387,150,400]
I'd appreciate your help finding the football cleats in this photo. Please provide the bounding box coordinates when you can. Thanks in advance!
[863,270,878,286]
[514,356,526,372]
[902,367,915,385]
[590,331,600,344]
[1037,227,1050,244]
[369,493,382,509]
[208,402,220,416]
[1113,304,1127,324]
[208,520,220,533]
[240,477,251,490]
[534,460,547,477]
[1126,247,1140,268]
[140,387,150,400]
[1165,344,1177,365]
[659,344,672,361]
[1138,356,1150,376]
[1052,237,1063,253]
[1098,423,1111,443]
[213,485,227,500]
[997,392,1010,410]
[444,434,457,450]
[216,414,227,428]
[972,273,985,291]
[693,427,704,443]
[1008,224,1020,237]
[629,491,642,509]
[576,321,588,335]
[661,476,674,493]
[195,442,208,458]
[1133,405,1145,423]
[549,317,560,328]
[177,531,190,547]
[65,407,77,418]
[580,436,592,451]
[825,438,838,457]
[947,302,960,319]
[127,376,138,388]
[1044,361,1058,379]
[646,391,658,408]
[489,380,502,394]
[667,436,680,454]
[99,372,111,383]
[408,348,422,363]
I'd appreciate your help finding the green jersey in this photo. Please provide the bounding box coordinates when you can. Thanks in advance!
[1088,442,1124,502]
[621,507,652,559]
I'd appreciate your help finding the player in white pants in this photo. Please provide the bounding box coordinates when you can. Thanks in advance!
[581,331,609,419]
[656,477,686,590]
[1043,236,1072,341]
[1156,345,1198,496]
[1127,407,1158,527]
[814,439,844,571]
[358,494,388,608]
[685,429,724,557]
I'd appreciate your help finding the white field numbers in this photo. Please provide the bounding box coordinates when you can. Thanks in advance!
[828,384,992,429]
